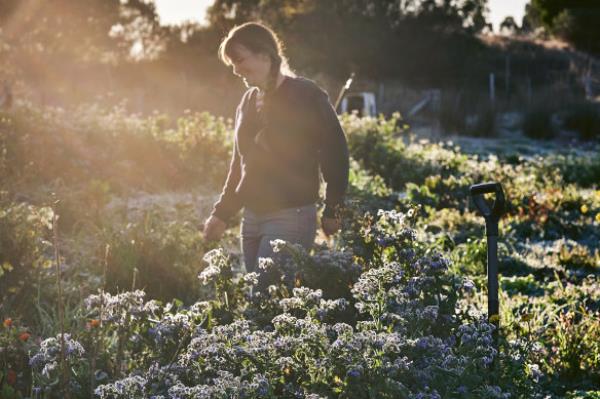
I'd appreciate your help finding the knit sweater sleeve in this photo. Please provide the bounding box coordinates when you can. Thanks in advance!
[210,99,246,223]
[311,87,349,218]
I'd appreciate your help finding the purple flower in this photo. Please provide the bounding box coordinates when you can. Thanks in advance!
[346,367,363,379]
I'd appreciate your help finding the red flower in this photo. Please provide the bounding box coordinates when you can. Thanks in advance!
[19,331,31,342]
[3,318,12,328]
[86,319,100,329]
[7,369,17,385]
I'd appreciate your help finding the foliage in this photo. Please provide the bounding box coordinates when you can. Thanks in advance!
[522,103,556,140]
[0,0,164,65]
[528,0,600,53]
[544,153,600,188]
[208,0,491,80]
[1,106,599,398]
[563,101,600,141]
[101,206,211,303]
[20,209,520,399]
[0,193,55,317]
[1,103,231,199]
[0,317,35,397]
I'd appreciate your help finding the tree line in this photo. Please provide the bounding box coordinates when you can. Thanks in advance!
[0,0,597,115]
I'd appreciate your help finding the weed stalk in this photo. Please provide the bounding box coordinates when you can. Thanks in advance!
[53,210,70,399]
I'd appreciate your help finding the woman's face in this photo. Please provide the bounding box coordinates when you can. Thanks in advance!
[229,43,271,88]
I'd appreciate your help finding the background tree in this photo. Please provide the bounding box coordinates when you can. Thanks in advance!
[521,2,542,33]
[527,0,600,54]
[0,0,170,107]
[500,16,519,35]
[205,0,491,81]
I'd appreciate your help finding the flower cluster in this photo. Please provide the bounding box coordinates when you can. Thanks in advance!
[456,321,498,368]
[95,375,147,398]
[198,248,231,285]
[29,333,86,379]
[8,203,549,398]
[148,313,192,346]
[84,289,150,324]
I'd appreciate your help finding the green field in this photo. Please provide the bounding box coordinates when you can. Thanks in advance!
[1,103,599,398]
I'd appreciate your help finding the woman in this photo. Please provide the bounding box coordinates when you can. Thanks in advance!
[203,22,349,276]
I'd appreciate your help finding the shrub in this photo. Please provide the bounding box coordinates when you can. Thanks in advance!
[439,92,467,135]
[101,206,212,304]
[464,104,498,137]
[0,102,233,197]
[24,209,533,399]
[523,104,556,140]
[563,100,600,141]
[0,194,54,317]
[0,317,36,396]
[1,104,599,399]
[546,152,600,188]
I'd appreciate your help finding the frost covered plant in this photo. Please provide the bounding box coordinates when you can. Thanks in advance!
[196,247,254,320]
[300,248,363,300]
[341,206,422,271]
[23,204,535,398]
[456,320,498,368]
[29,334,86,370]
[95,375,147,399]
[198,248,231,285]
[101,211,504,398]
[95,362,184,399]
[475,385,512,399]
[29,333,86,395]
[84,289,149,324]
[257,257,275,271]
[278,287,348,322]
[369,209,418,255]
[270,239,288,254]
[148,313,192,347]
[351,246,464,337]
[279,287,323,313]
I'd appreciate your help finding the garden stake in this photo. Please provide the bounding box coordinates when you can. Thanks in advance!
[470,182,506,346]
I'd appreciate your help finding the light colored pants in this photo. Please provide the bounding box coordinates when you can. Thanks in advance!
[241,204,317,274]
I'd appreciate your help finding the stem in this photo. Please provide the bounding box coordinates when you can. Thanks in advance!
[103,244,110,293]
[94,244,109,394]
[114,298,126,378]
[89,331,97,399]
[131,267,138,291]
[53,212,70,399]
[166,329,191,370]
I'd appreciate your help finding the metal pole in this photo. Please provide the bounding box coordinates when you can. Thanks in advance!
[487,232,499,344]
[470,182,505,348]
[505,54,510,99]
[334,72,355,111]
[489,73,495,105]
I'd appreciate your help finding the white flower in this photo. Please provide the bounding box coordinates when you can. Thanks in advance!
[269,239,287,253]
[258,257,274,270]
[243,272,259,286]
[202,248,224,264]
[198,265,219,285]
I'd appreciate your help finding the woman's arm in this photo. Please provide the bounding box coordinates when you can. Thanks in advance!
[313,88,350,218]
[210,139,242,223]
[210,102,245,223]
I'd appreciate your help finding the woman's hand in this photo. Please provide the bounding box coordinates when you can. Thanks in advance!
[203,215,227,242]
[321,216,341,236]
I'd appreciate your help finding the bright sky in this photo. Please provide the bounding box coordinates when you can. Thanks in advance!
[154,0,530,32]
[488,0,529,31]
[153,0,213,26]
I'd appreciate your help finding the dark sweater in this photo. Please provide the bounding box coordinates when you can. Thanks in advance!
[210,76,349,223]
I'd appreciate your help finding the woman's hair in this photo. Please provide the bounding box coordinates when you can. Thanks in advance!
[218,22,294,92]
